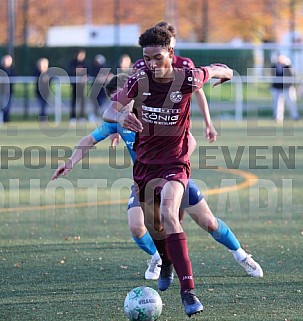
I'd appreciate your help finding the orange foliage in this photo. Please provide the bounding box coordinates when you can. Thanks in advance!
[0,0,303,46]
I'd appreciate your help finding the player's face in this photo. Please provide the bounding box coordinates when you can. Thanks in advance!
[143,46,174,79]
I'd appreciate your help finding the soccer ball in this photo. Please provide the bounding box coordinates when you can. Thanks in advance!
[124,286,163,321]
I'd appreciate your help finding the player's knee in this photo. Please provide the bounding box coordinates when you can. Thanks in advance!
[154,221,163,232]
[144,221,163,233]
[130,224,146,238]
[161,214,182,234]
[206,216,219,232]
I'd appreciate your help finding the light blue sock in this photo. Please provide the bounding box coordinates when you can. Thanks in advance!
[132,231,157,256]
[209,218,240,251]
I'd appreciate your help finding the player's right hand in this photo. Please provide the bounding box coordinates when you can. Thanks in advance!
[205,124,217,143]
[117,112,143,132]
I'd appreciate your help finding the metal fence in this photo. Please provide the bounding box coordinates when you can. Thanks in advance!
[1,73,303,124]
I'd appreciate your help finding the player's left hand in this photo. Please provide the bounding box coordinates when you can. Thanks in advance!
[210,63,233,87]
[110,133,121,146]
[205,124,217,143]
[212,78,230,87]
[51,159,73,180]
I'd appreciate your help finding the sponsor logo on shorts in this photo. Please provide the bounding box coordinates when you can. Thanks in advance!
[128,197,134,205]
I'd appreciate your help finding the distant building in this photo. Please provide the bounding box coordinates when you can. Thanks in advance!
[47,24,140,46]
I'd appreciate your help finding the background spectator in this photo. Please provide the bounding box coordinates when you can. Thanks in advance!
[89,54,113,122]
[118,54,133,74]
[68,49,88,122]
[35,57,50,121]
[0,55,15,123]
[271,54,299,122]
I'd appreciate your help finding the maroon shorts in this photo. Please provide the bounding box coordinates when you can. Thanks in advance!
[133,161,190,203]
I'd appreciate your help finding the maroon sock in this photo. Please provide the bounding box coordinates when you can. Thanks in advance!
[153,239,171,265]
[167,232,195,291]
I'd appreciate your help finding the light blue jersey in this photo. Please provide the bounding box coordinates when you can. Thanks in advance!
[91,122,136,163]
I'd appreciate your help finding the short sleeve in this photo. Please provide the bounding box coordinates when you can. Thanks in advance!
[114,70,148,105]
[132,59,146,72]
[183,58,195,69]
[186,67,209,89]
[91,122,117,142]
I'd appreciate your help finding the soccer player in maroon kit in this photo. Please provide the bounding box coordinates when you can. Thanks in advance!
[103,26,233,317]
[133,21,216,226]
[133,21,218,144]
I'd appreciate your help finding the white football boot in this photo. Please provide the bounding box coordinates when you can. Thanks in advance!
[145,258,162,280]
[236,254,264,277]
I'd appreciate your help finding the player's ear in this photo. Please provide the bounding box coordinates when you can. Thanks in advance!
[168,47,174,59]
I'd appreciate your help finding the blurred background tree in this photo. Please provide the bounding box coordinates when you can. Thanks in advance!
[1,0,303,46]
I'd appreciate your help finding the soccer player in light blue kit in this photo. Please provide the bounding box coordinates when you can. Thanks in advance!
[52,74,263,285]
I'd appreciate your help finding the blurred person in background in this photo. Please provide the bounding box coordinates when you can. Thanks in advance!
[68,49,88,123]
[118,54,133,74]
[0,54,15,123]
[35,57,51,121]
[89,54,113,122]
[271,53,299,122]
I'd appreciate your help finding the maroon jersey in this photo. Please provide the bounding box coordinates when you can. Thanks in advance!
[133,55,195,72]
[172,55,195,68]
[114,67,209,165]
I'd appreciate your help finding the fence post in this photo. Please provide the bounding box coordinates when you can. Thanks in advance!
[54,79,62,124]
[234,75,243,121]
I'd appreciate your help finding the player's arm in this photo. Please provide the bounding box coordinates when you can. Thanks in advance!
[51,134,97,180]
[103,101,143,133]
[194,89,217,143]
[108,102,136,146]
[103,75,142,132]
[205,63,233,87]
[188,58,217,142]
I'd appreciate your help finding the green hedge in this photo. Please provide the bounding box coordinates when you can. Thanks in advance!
[177,49,254,75]
[1,46,254,76]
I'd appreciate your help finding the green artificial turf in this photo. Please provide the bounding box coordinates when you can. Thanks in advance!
[0,120,302,320]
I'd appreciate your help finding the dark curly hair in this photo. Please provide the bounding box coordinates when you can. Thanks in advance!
[138,26,172,48]
[105,73,129,97]
[155,21,177,38]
